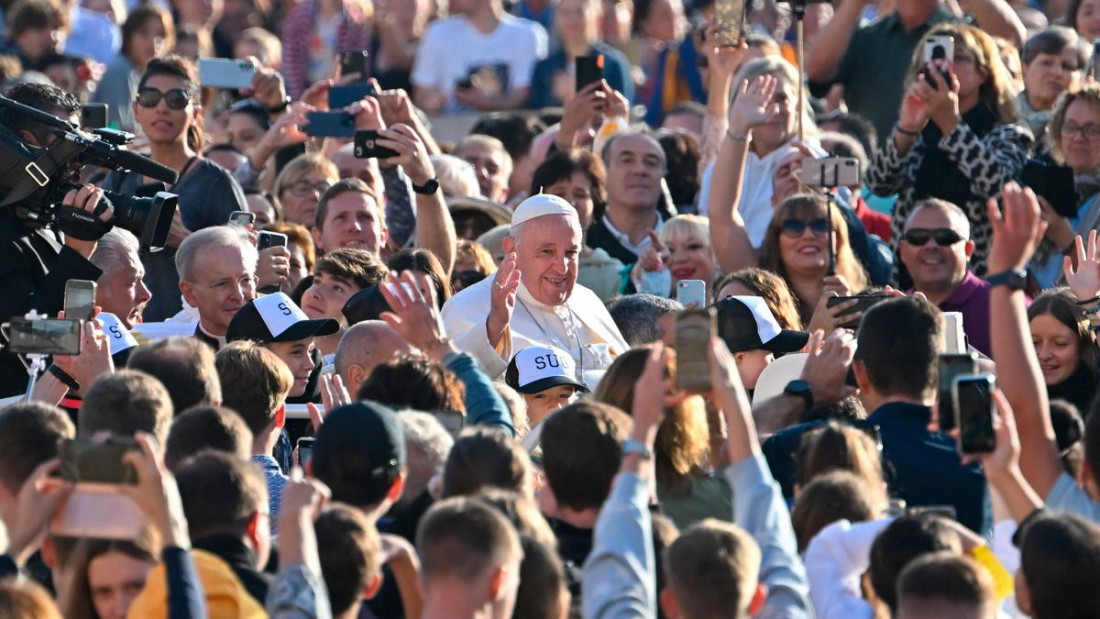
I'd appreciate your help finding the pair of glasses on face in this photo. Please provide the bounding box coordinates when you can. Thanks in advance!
[780,218,828,238]
[136,88,193,110]
[902,227,964,246]
[286,181,332,198]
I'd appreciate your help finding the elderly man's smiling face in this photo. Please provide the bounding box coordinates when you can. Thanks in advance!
[504,214,583,306]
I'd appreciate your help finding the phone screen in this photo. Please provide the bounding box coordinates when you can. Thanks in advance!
[297,437,315,466]
[676,309,715,392]
[65,280,96,322]
[937,354,975,433]
[58,438,139,484]
[676,280,707,309]
[955,375,996,454]
[229,211,255,226]
[7,318,82,355]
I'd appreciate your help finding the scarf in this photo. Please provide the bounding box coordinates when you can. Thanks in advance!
[912,102,997,207]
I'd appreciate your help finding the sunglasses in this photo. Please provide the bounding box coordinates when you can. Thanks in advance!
[136,88,193,110]
[780,218,828,237]
[902,227,964,246]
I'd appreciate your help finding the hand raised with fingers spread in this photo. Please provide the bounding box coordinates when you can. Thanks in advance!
[800,329,858,407]
[728,74,778,134]
[379,271,453,360]
[373,123,433,184]
[307,372,351,433]
[987,182,1047,274]
[1065,229,1100,301]
[487,253,522,349]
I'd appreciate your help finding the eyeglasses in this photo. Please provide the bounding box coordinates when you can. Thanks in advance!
[1061,121,1100,141]
[902,227,964,246]
[779,218,828,238]
[285,181,332,198]
[136,87,193,110]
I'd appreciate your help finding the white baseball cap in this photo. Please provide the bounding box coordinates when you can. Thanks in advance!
[505,345,588,394]
[511,194,581,228]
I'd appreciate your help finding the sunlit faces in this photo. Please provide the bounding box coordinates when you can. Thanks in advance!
[266,338,317,396]
[555,0,598,44]
[96,251,152,329]
[133,74,196,147]
[543,172,596,229]
[605,133,663,210]
[1076,0,1100,43]
[522,385,578,427]
[771,147,809,205]
[279,168,336,228]
[1023,48,1082,111]
[506,215,583,306]
[1030,313,1081,385]
[898,207,973,295]
[459,143,512,204]
[735,349,773,390]
[1058,98,1100,174]
[245,193,277,226]
[745,75,796,154]
[302,271,360,321]
[88,551,153,619]
[180,245,256,336]
[638,0,685,41]
[286,242,310,290]
[777,211,832,276]
[313,190,389,254]
[15,26,62,62]
[225,112,266,153]
[128,18,168,67]
[950,46,988,102]
[664,232,715,288]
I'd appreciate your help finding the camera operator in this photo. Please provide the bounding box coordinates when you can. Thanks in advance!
[0,83,115,397]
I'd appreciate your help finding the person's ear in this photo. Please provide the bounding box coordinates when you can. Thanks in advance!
[246,511,263,550]
[348,365,367,392]
[488,564,508,600]
[274,404,286,429]
[734,351,745,366]
[179,280,198,309]
[386,472,407,503]
[659,587,681,618]
[503,235,516,254]
[748,582,768,616]
[852,359,871,392]
[311,226,324,252]
[364,573,383,600]
[380,224,389,249]
[1015,570,1033,615]
[964,240,975,259]
[40,536,57,570]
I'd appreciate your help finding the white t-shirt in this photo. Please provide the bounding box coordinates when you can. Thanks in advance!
[411,14,547,111]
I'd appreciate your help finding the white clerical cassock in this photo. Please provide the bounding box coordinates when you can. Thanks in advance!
[441,278,628,390]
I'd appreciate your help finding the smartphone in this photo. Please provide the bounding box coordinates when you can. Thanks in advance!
[937,353,977,434]
[5,318,82,355]
[825,294,889,330]
[339,50,369,81]
[197,58,256,89]
[81,103,108,129]
[258,230,288,251]
[907,504,958,520]
[1020,161,1078,219]
[801,157,860,188]
[1091,41,1100,81]
[676,308,715,392]
[64,279,97,323]
[304,111,356,138]
[49,484,144,540]
[922,36,954,89]
[575,54,604,92]
[328,82,378,108]
[354,129,400,159]
[676,279,707,309]
[942,312,966,354]
[296,437,315,466]
[953,373,996,454]
[228,210,255,227]
[58,437,140,484]
[713,0,746,46]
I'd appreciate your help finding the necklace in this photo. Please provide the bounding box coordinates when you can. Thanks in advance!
[516,298,585,383]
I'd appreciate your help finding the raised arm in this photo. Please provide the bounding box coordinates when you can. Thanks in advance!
[958,0,1026,46]
[804,0,866,83]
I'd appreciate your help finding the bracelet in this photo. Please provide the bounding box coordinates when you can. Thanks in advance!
[895,125,920,137]
[47,364,80,392]
[1077,294,1100,306]
[1012,507,1047,548]
[726,128,751,142]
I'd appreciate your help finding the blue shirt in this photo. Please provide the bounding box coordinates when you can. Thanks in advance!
[253,454,288,535]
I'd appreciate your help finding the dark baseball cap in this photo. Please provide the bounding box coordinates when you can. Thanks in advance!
[226,292,339,343]
[341,284,393,326]
[715,296,809,354]
[312,401,406,504]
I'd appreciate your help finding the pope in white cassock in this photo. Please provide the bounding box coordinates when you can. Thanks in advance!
[442,194,628,389]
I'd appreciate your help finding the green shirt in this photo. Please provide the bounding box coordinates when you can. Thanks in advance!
[816,7,956,142]
[657,470,734,530]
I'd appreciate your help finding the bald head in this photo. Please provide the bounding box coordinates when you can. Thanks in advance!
[335,321,416,394]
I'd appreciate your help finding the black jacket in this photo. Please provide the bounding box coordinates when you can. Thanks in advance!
[0,215,101,397]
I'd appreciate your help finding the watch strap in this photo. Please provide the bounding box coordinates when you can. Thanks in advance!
[48,364,80,392]
[266,96,292,114]
[784,380,814,415]
[411,177,440,195]
[622,438,653,460]
[986,269,1027,291]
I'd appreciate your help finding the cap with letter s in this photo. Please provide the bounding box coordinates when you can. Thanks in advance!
[505,345,588,394]
[227,292,340,343]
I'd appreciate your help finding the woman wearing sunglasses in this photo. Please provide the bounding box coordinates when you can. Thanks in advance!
[867,23,1030,279]
[101,55,249,322]
[91,4,176,133]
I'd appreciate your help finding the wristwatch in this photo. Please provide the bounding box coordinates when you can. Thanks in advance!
[784,380,814,415]
[622,438,653,460]
[986,268,1027,291]
[411,177,440,195]
[266,95,292,114]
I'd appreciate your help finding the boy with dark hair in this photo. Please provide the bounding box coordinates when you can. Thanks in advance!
[127,336,222,413]
[315,504,383,619]
[164,405,253,470]
[300,247,388,362]
[1017,513,1100,619]
[417,496,524,619]
[216,341,294,529]
[79,370,173,444]
[867,513,963,615]
[174,451,271,606]
[896,552,997,619]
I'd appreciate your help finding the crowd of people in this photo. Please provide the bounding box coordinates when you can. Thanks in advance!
[0,0,1098,615]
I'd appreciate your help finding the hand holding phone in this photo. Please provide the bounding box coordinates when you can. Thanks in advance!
[339,51,369,81]
[936,353,976,433]
[5,318,82,355]
[953,373,996,454]
[65,279,97,322]
[258,230,288,251]
[198,58,257,89]
[676,280,707,309]
[575,55,604,93]
[304,111,356,137]
[354,129,400,159]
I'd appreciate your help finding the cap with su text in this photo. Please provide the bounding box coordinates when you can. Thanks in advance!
[227,292,339,343]
[505,345,588,394]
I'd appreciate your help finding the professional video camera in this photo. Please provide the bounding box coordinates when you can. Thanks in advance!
[0,94,179,251]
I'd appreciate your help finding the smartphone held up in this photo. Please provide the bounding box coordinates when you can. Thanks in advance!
[952,373,997,455]
[676,308,715,393]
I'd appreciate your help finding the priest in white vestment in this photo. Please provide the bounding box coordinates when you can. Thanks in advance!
[441,194,628,388]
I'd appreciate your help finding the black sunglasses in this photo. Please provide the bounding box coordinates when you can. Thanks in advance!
[902,227,964,246]
[136,88,193,110]
[780,218,828,237]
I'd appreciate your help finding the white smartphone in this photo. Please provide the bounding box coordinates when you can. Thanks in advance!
[198,58,256,89]
[801,157,861,188]
[677,279,707,309]
[942,312,966,354]
[228,210,255,226]
[64,279,97,322]
[923,35,954,66]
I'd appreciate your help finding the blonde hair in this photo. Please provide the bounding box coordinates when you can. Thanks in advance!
[904,23,1019,124]
[1047,83,1100,165]
[797,421,888,510]
[659,214,711,252]
[273,153,340,200]
[729,57,818,141]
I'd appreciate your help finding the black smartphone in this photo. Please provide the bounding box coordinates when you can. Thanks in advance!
[1020,161,1078,219]
[328,82,378,108]
[64,279,97,323]
[825,295,890,330]
[676,308,715,393]
[81,103,108,129]
[6,318,82,355]
[296,437,315,466]
[353,129,399,159]
[58,437,140,484]
[576,54,604,92]
[937,353,976,433]
[258,230,288,251]
[953,373,996,454]
[304,111,356,138]
[339,51,369,81]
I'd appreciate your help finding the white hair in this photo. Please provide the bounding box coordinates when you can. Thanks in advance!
[89,228,141,272]
[431,153,481,198]
[174,225,258,282]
